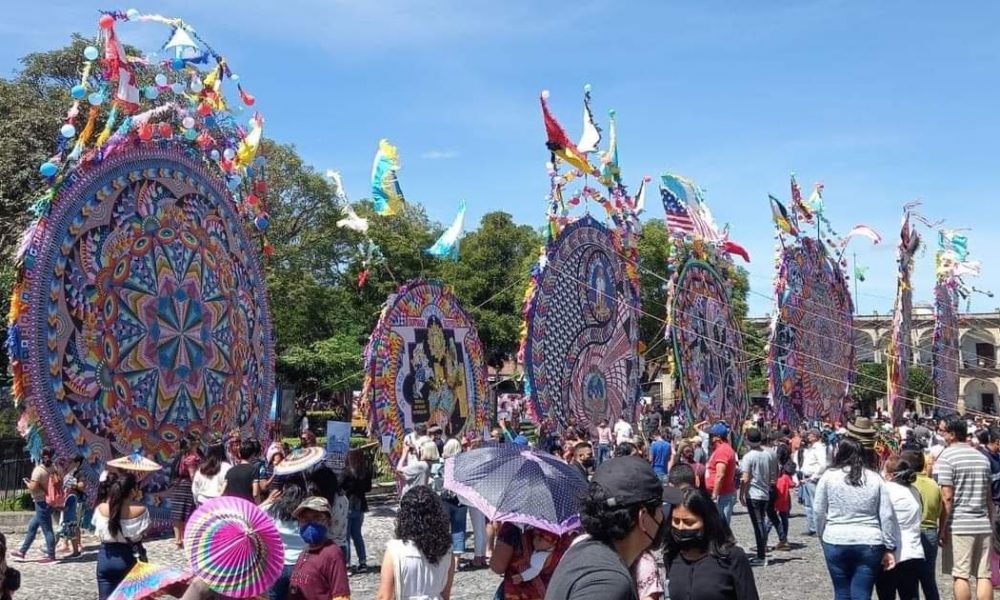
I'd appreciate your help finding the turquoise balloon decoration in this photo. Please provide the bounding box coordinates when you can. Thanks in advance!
[39,162,57,177]
[83,46,99,61]
[126,8,139,19]
[184,128,198,141]
[88,92,104,106]
[172,57,185,70]
[71,85,86,99]
[170,82,184,94]
[144,86,159,100]
[60,124,76,138]
[154,73,168,87]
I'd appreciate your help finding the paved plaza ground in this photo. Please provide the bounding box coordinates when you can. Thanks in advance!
[10,502,961,599]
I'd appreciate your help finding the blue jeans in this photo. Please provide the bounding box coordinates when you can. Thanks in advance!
[918,529,940,600]
[21,500,55,559]
[715,492,736,525]
[822,542,884,600]
[597,444,611,465]
[801,480,817,533]
[269,563,295,600]
[347,509,367,566]
[97,543,136,600]
[446,501,468,555]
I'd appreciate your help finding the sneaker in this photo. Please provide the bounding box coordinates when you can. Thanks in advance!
[8,550,25,561]
[775,541,791,551]
[748,557,768,567]
[37,556,56,565]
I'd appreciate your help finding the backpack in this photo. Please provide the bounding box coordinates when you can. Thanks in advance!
[429,461,457,503]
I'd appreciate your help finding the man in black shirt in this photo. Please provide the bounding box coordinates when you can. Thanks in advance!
[224,440,258,502]
[546,456,681,600]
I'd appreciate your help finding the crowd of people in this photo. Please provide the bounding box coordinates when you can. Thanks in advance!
[4,404,1000,600]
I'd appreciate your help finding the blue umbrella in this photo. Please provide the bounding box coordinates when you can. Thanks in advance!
[443,445,587,535]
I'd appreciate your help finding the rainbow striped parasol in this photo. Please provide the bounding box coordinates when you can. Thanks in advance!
[107,561,192,600]
[184,496,284,598]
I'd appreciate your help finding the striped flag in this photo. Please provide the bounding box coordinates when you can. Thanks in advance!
[662,186,712,239]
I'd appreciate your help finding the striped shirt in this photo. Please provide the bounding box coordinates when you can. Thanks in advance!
[936,443,992,535]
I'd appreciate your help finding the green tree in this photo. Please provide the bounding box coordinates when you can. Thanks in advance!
[853,361,887,412]
[636,219,671,378]
[440,212,541,366]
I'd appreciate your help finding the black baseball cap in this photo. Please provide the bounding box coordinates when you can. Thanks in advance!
[592,456,682,507]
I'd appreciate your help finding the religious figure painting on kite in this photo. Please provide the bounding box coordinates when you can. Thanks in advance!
[402,315,470,435]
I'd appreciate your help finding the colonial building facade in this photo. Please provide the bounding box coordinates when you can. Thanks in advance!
[850,307,999,415]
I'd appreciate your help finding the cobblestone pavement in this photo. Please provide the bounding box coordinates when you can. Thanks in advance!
[10,503,960,599]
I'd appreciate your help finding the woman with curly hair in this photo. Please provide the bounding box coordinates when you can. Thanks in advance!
[377,485,454,600]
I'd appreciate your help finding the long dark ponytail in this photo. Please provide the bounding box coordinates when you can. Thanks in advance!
[106,472,137,537]
[832,438,873,487]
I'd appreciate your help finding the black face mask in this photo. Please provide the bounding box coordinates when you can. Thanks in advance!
[581,458,596,469]
[641,509,669,551]
[670,526,706,550]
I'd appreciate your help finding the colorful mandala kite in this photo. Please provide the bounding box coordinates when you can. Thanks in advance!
[6,11,273,525]
[520,89,642,432]
[661,174,749,445]
[886,208,922,423]
[768,237,854,426]
[364,279,489,463]
[767,180,854,426]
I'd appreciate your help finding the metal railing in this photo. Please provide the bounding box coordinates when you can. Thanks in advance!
[0,457,33,505]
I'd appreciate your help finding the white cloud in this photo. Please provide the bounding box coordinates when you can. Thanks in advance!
[420,150,458,160]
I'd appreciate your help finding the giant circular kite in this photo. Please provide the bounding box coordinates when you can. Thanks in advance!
[7,12,273,526]
[364,279,488,463]
[768,238,854,425]
[670,258,747,441]
[523,215,641,431]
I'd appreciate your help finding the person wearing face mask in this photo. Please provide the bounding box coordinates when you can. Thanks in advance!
[287,496,351,600]
[546,455,678,600]
[663,487,759,600]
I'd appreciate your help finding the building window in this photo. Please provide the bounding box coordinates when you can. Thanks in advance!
[975,343,996,368]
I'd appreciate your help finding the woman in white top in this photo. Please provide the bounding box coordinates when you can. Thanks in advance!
[876,454,924,600]
[191,442,231,505]
[262,483,307,600]
[92,472,150,600]
[377,485,454,600]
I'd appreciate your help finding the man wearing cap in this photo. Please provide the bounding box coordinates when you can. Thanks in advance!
[546,456,681,600]
[706,422,738,524]
[798,427,828,536]
[288,496,350,600]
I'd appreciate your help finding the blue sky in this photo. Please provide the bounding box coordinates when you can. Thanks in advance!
[4,1,999,317]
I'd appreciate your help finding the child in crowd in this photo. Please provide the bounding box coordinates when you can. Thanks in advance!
[0,533,20,600]
[58,472,82,558]
[510,529,558,587]
[773,461,797,550]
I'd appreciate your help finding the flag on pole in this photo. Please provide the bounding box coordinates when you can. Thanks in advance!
[370,139,406,216]
[426,200,467,260]
[576,86,601,154]
[790,174,813,222]
[540,91,595,174]
[769,195,799,236]
[854,264,868,282]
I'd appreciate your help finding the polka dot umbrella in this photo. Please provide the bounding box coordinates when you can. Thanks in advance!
[443,445,588,535]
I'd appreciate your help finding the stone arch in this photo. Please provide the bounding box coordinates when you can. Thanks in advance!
[854,329,876,363]
[960,328,997,369]
[914,328,934,367]
[962,378,1000,415]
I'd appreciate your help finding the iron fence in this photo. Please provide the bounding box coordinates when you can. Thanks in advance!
[0,457,33,504]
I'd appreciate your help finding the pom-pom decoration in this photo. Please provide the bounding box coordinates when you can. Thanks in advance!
[10,8,273,535]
